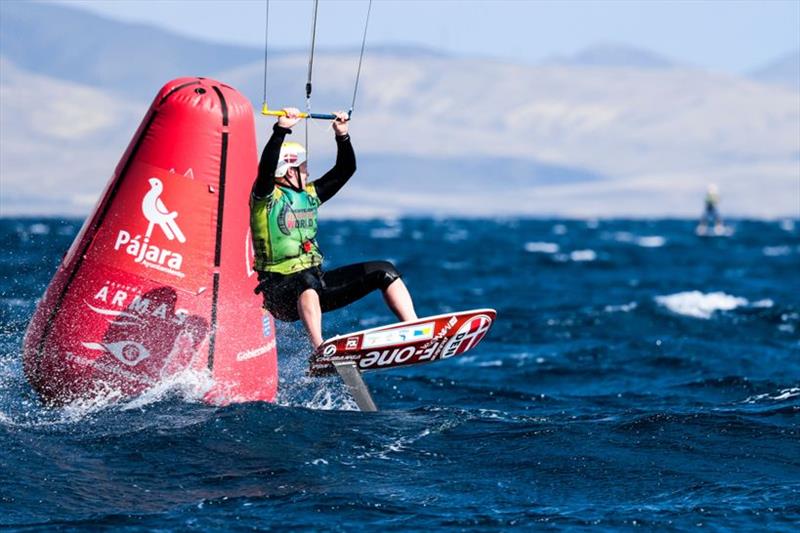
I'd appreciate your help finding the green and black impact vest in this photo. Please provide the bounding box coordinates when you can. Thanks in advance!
[250,184,322,275]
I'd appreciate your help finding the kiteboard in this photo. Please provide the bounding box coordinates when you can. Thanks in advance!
[309,309,496,411]
[695,223,733,237]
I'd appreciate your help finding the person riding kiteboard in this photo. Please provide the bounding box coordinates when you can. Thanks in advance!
[696,183,727,236]
[250,108,418,351]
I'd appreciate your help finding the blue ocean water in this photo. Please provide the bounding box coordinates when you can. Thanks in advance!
[1,217,799,530]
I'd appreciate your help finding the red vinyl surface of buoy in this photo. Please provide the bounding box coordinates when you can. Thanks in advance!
[23,78,278,405]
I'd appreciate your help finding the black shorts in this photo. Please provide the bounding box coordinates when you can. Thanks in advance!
[255,261,401,322]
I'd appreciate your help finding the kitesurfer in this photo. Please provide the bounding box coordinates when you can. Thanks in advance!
[251,108,417,350]
[697,183,724,234]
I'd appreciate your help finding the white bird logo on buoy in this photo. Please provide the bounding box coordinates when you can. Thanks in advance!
[142,177,186,243]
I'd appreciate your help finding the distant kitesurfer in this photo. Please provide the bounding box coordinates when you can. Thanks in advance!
[250,108,417,350]
[696,183,724,235]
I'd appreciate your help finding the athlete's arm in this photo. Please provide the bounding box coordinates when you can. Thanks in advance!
[314,113,356,203]
[253,109,302,198]
[252,124,290,198]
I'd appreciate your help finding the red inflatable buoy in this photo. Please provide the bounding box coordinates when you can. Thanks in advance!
[23,78,278,405]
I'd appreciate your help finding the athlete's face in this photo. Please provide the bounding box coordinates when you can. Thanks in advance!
[297,161,308,181]
[281,162,308,189]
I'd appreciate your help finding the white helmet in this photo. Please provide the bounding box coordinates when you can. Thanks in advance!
[275,141,307,178]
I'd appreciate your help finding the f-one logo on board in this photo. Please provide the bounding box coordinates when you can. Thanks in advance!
[114,177,186,278]
[356,315,493,370]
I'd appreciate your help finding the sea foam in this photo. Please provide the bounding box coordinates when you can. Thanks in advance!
[655,291,750,319]
[524,241,559,254]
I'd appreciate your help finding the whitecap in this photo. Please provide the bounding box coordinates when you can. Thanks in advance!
[774,388,800,400]
[0,298,31,308]
[612,231,635,243]
[610,232,664,247]
[763,246,791,257]
[570,249,596,262]
[744,387,800,404]
[28,223,50,235]
[636,236,666,248]
[779,219,795,232]
[524,241,559,254]
[552,224,567,235]
[655,291,748,319]
[696,225,734,237]
[604,302,638,313]
[370,227,402,239]
[358,428,432,460]
[444,228,470,242]
[442,261,467,270]
[476,408,508,420]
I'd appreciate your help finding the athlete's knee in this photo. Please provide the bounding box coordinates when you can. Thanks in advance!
[366,260,401,290]
[298,288,321,304]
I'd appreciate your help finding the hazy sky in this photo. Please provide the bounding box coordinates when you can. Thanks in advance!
[52,0,799,74]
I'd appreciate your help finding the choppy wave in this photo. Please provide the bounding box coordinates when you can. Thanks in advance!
[1,218,798,529]
[744,387,800,404]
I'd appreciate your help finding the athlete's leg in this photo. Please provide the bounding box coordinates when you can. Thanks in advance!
[319,261,415,320]
[297,288,323,349]
[384,278,417,321]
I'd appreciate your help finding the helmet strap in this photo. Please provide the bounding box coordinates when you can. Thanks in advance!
[283,168,304,192]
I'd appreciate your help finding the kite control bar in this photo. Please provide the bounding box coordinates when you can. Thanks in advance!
[260,103,339,121]
[260,0,370,123]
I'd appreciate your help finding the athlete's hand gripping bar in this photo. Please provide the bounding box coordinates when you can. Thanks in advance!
[261,103,344,121]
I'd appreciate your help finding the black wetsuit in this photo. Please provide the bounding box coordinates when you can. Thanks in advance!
[252,124,401,322]
[703,200,720,226]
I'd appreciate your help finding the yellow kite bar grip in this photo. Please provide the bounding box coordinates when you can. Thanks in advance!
[261,103,336,120]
